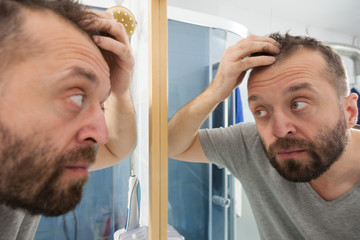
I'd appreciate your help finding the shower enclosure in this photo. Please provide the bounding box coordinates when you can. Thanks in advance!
[167,6,259,240]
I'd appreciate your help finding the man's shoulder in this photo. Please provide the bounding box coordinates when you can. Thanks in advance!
[201,121,259,140]
[230,121,259,137]
[232,121,257,130]
[0,204,40,238]
[0,204,24,219]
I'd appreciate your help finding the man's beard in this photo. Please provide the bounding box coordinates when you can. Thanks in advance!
[261,114,348,182]
[0,122,96,216]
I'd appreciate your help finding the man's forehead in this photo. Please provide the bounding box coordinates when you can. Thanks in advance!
[22,8,110,75]
[22,9,85,46]
[248,49,327,87]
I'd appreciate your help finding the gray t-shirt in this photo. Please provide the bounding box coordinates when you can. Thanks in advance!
[199,122,360,240]
[0,204,40,240]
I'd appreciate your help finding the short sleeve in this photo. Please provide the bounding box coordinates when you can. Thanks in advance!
[198,122,259,178]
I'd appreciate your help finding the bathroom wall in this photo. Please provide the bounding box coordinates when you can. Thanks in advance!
[167,0,360,79]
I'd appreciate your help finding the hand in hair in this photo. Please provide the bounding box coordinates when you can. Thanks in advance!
[79,9,136,170]
[79,9,134,96]
[209,35,281,102]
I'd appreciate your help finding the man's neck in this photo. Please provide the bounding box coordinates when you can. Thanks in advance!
[309,128,360,201]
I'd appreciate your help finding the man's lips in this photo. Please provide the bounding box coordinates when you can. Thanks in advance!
[65,163,91,169]
[64,163,91,177]
[276,149,306,160]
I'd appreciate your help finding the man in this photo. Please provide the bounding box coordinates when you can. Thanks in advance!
[0,0,136,239]
[169,33,360,239]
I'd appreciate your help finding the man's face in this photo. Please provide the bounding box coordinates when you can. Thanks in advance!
[0,9,111,216]
[248,49,349,182]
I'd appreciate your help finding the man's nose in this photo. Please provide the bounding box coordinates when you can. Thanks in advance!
[271,111,296,138]
[77,108,109,146]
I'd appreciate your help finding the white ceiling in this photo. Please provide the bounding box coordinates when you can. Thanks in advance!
[250,0,360,37]
[83,0,360,37]
[168,0,360,37]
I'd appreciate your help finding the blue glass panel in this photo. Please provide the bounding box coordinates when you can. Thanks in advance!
[168,19,210,240]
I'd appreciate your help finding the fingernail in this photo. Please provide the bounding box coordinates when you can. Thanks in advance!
[269,56,276,63]
[92,35,103,44]
[79,19,91,25]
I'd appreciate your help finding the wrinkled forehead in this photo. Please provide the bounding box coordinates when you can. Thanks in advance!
[247,48,328,90]
[20,8,109,75]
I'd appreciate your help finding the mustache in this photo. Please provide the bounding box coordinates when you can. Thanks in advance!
[61,146,97,166]
[268,137,313,155]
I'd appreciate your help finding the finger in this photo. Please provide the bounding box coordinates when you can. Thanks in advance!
[248,41,280,56]
[91,18,129,42]
[239,55,276,71]
[231,41,280,61]
[93,35,134,66]
[81,16,130,47]
[239,35,281,50]
[94,10,114,20]
[230,36,281,60]
[82,9,114,20]
[246,34,281,47]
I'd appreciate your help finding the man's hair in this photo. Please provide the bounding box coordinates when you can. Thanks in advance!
[0,0,106,77]
[251,32,349,100]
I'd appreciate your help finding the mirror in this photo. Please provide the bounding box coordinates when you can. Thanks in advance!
[167,0,360,239]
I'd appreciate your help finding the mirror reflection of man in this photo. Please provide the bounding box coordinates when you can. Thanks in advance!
[169,33,360,239]
[0,0,136,239]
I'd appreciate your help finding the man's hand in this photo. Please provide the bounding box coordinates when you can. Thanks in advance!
[168,35,280,162]
[84,10,135,95]
[80,9,137,170]
[209,35,281,102]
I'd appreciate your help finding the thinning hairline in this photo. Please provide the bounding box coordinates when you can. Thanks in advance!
[11,5,93,54]
[1,8,56,70]
[248,48,339,93]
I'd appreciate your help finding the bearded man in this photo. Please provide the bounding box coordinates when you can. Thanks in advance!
[168,33,360,239]
[0,0,137,239]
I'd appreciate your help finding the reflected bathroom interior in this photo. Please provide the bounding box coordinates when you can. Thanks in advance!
[167,1,360,238]
[167,7,260,240]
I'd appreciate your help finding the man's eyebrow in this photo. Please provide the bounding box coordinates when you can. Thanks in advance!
[248,95,259,103]
[248,83,317,104]
[64,67,111,99]
[286,82,317,94]
[71,67,98,85]
[75,67,112,98]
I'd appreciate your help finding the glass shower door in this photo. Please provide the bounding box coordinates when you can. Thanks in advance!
[168,16,248,240]
[168,19,211,240]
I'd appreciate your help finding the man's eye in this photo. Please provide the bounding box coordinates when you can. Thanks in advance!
[291,101,307,110]
[69,94,84,107]
[254,109,267,117]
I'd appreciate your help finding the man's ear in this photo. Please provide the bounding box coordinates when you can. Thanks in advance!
[343,93,358,128]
